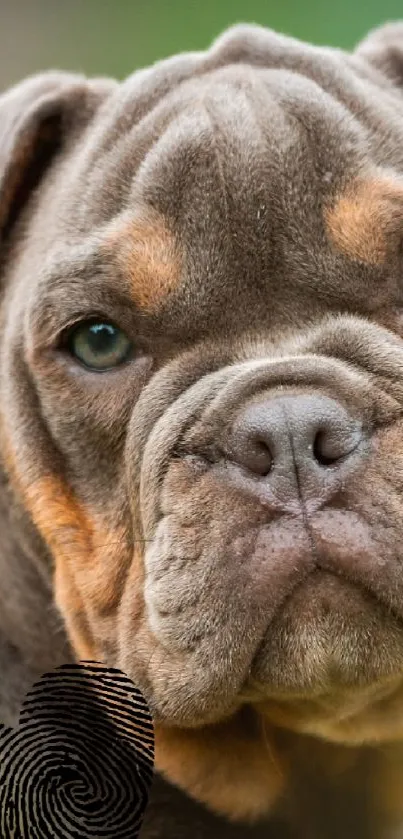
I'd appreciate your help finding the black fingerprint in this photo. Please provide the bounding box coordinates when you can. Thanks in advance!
[0,661,154,838]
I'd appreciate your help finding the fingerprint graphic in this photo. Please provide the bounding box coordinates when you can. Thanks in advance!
[0,661,154,838]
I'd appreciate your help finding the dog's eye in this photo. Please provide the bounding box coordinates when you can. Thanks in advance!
[66,320,132,371]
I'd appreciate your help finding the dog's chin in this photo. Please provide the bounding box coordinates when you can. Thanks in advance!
[247,572,403,745]
[121,565,403,746]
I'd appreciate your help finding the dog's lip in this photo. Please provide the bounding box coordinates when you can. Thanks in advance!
[277,507,403,625]
[308,508,403,624]
[239,509,403,698]
[241,569,403,710]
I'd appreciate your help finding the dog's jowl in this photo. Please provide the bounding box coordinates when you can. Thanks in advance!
[3,21,403,839]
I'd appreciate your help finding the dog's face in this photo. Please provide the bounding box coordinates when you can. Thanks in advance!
[3,21,403,815]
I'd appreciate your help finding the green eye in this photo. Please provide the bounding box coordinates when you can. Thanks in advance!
[67,320,132,371]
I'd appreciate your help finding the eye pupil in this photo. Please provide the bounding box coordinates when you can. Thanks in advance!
[88,323,116,351]
[67,320,132,371]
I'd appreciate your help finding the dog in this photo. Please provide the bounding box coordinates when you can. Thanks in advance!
[2,19,403,838]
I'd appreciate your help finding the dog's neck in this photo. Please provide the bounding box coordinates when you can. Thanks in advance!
[0,463,72,725]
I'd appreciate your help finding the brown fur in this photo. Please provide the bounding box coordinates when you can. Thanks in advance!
[154,713,286,822]
[325,177,403,265]
[105,213,182,311]
[3,21,403,839]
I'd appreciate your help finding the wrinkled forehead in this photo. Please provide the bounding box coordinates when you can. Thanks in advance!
[48,65,402,344]
[98,64,367,227]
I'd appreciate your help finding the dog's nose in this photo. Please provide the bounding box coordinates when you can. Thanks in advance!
[229,394,363,504]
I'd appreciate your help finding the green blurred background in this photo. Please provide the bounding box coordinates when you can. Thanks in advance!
[0,0,403,90]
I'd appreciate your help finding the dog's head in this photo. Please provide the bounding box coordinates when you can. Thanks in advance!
[3,20,403,821]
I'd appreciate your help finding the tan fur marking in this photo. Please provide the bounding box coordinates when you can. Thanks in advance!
[325,177,403,265]
[54,560,97,660]
[105,213,182,311]
[24,475,94,562]
[3,464,130,657]
[154,713,286,822]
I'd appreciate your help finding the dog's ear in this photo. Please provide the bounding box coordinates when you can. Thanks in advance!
[0,71,114,244]
[355,22,403,88]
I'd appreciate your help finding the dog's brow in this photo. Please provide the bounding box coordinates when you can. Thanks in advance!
[36,246,104,289]
[103,214,182,312]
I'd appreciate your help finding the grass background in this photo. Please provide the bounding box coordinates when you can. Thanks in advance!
[0,0,402,89]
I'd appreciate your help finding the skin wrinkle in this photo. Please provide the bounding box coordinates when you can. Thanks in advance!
[202,103,231,232]
[199,78,277,293]
[318,537,402,627]
[241,73,270,289]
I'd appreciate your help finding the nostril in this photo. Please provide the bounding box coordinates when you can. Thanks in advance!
[229,395,363,481]
[232,432,274,477]
[251,438,274,477]
[313,430,341,466]
[313,427,360,467]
